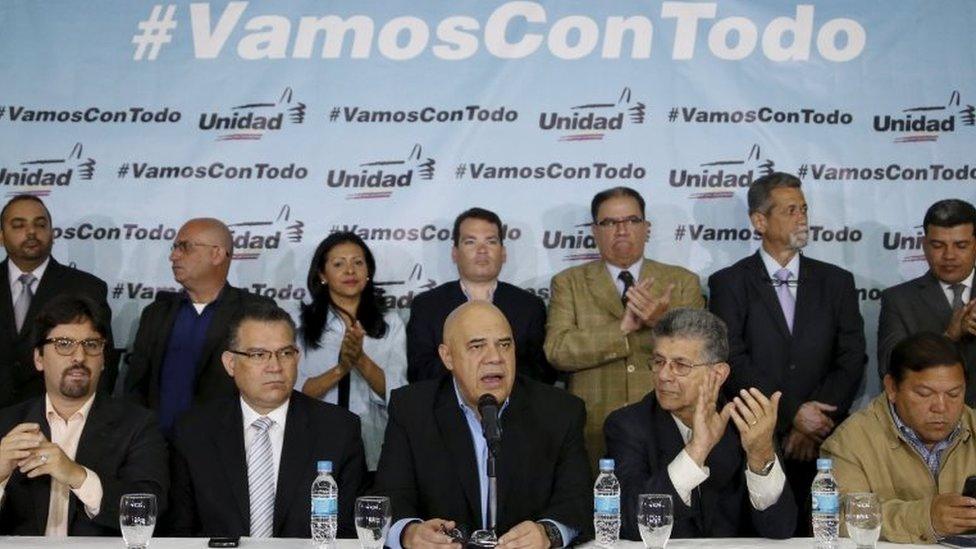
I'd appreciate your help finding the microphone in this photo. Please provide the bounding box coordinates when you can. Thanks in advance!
[477,393,502,455]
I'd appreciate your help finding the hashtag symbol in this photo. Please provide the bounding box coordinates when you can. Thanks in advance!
[112,283,124,299]
[132,5,178,61]
[0,106,5,120]
[118,163,129,178]
[674,225,686,241]
[329,107,340,122]
[668,108,679,122]
[455,164,466,179]
[797,164,808,178]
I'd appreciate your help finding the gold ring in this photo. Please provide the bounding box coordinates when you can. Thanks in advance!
[39,454,48,464]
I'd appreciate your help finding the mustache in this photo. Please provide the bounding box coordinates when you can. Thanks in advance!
[62,364,92,378]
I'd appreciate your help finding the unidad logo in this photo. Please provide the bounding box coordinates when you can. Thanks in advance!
[325,144,436,200]
[0,143,94,196]
[198,87,306,141]
[873,91,975,144]
[226,205,304,260]
[540,87,645,142]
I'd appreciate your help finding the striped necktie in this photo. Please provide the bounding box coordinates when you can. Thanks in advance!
[14,273,36,333]
[247,416,275,537]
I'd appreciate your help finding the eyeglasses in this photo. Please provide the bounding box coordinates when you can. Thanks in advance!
[43,337,106,357]
[594,216,645,229]
[227,346,300,366]
[650,356,719,376]
[171,240,222,254]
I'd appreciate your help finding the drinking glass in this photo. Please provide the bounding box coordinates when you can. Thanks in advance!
[844,492,881,549]
[119,493,157,549]
[637,494,673,549]
[355,496,392,549]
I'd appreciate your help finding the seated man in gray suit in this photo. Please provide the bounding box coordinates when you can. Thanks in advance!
[878,199,976,404]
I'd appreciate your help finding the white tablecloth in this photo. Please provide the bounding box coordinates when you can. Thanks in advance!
[0,538,934,549]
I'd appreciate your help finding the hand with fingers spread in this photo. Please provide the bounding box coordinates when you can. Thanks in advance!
[685,368,733,467]
[946,300,976,342]
[931,494,976,536]
[624,278,675,330]
[497,521,549,549]
[728,388,781,472]
[793,401,837,440]
[402,518,463,549]
[0,422,45,483]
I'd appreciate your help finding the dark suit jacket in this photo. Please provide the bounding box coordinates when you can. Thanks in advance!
[0,394,168,535]
[167,391,366,538]
[372,375,592,540]
[708,252,866,434]
[878,270,976,404]
[604,393,796,540]
[124,284,273,409]
[0,258,116,408]
[407,281,555,383]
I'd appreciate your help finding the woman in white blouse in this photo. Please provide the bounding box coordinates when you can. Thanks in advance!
[297,232,407,473]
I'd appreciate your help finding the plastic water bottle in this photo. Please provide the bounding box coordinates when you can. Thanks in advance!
[811,458,839,549]
[594,458,621,548]
[311,460,338,548]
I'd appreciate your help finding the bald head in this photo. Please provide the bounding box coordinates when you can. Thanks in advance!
[170,217,233,296]
[183,217,233,252]
[439,301,516,410]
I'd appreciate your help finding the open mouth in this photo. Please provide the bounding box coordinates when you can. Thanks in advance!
[480,372,505,388]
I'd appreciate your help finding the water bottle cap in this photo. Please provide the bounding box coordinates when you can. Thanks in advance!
[816,458,832,470]
[599,458,615,470]
[317,460,333,473]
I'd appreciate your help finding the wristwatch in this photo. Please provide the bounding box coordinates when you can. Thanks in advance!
[753,457,776,476]
[539,521,563,548]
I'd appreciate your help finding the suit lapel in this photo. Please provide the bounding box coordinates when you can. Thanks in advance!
[214,401,251,528]
[917,271,953,322]
[24,398,52,533]
[495,382,529,531]
[148,297,183,406]
[792,255,819,342]
[71,395,115,530]
[0,259,16,336]
[745,252,791,340]
[433,384,481,528]
[273,394,312,536]
[24,259,63,336]
[585,261,625,319]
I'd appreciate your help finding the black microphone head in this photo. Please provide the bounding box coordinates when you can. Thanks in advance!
[478,393,499,410]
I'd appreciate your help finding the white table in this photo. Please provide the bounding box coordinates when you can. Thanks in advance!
[0,539,934,549]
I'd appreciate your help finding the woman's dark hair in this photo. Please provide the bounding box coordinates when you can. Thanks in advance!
[300,231,388,348]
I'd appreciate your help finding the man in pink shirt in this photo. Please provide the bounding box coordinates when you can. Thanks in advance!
[0,295,167,536]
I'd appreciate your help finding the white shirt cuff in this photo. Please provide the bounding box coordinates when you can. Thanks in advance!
[667,449,709,506]
[744,456,786,511]
[71,467,103,518]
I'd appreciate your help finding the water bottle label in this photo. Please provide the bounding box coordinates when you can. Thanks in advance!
[311,496,338,517]
[811,493,839,513]
[594,495,620,514]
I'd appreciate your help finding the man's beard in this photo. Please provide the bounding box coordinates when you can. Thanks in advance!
[59,365,92,399]
[788,226,809,250]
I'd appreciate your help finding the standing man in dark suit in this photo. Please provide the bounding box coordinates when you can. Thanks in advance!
[707,172,866,534]
[0,195,115,408]
[878,199,976,403]
[0,295,168,536]
[124,217,273,434]
[167,301,365,539]
[375,301,591,549]
[604,308,795,540]
[407,207,554,383]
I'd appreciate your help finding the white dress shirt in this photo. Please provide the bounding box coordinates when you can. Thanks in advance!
[666,414,786,511]
[240,398,290,485]
[759,247,800,300]
[297,310,407,470]
[8,256,49,304]
[939,267,974,306]
[606,259,643,297]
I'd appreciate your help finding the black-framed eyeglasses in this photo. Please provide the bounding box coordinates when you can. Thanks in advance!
[171,240,222,254]
[650,355,719,377]
[593,216,645,229]
[43,337,106,357]
[227,346,300,365]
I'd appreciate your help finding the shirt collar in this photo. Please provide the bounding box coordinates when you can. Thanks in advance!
[45,392,96,423]
[459,279,498,302]
[452,379,510,419]
[759,247,800,280]
[670,413,693,443]
[605,259,643,284]
[240,395,290,429]
[9,256,51,284]
[937,267,975,294]
[179,282,230,306]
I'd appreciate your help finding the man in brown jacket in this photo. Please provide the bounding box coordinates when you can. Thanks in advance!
[822,332,976,543]
[545,187,704,464]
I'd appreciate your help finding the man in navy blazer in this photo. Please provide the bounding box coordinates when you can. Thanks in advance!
[707,172,866,534]
[167,301,365,538]
[604,308,796,540]
[407,207,554,383]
